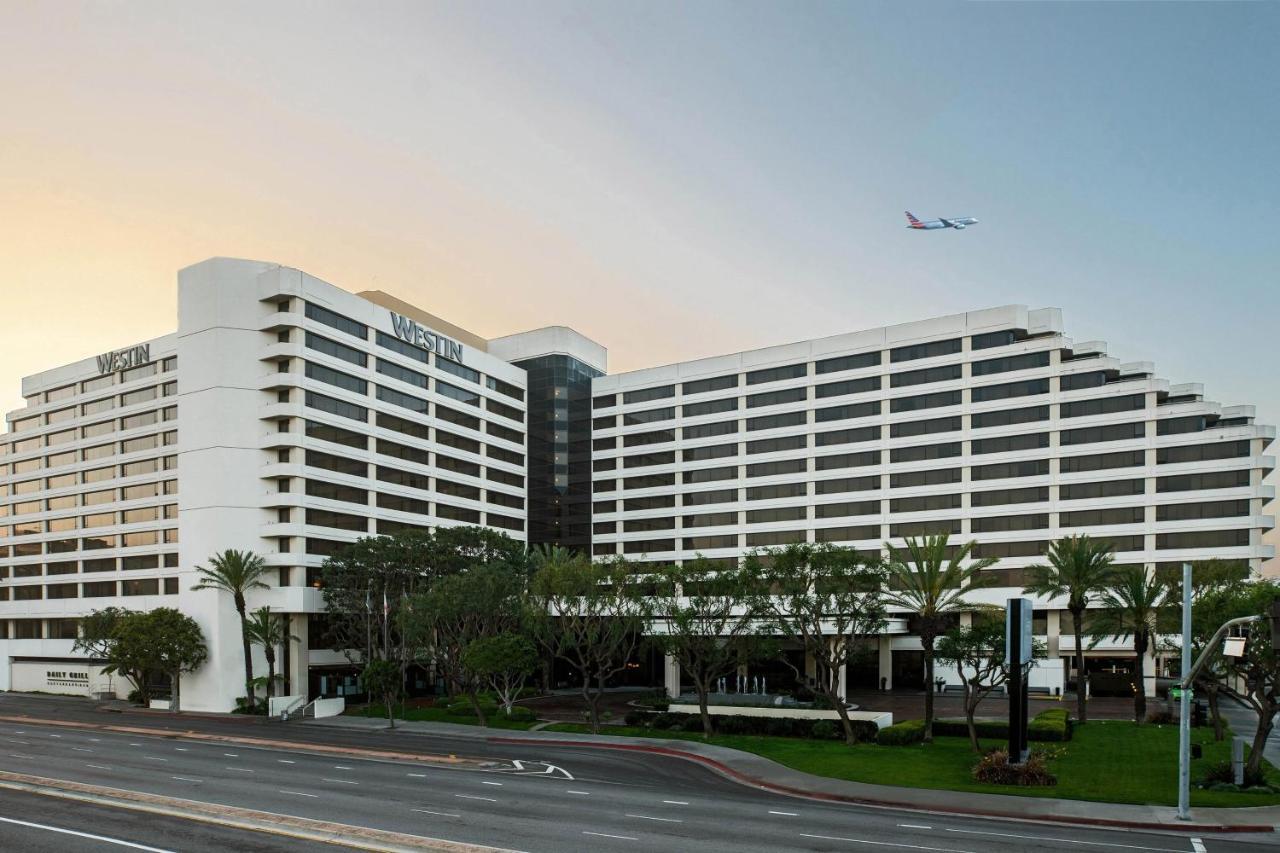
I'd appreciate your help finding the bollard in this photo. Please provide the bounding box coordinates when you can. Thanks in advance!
[1232,737,1245,786]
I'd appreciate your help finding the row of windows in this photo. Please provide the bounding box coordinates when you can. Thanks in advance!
[0,529,178,558]
[13,357,177,418]
[0,577,181,603]
[6,394,177,457]
[4,504,177,537]
[0,554,179,576]
[594,528,1251,557]
[2,456,177,504]
[1,479,176,521]
[302,475,523,511]
[1,434,177,494]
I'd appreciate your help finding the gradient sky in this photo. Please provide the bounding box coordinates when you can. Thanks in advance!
[1,2,1277,430]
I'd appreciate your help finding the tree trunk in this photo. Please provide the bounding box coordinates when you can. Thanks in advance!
[235,596,255,713]
[964,685,980,753]
[468,688,488,727]
[1206,684,1225,741]
[922,637,936,743]
[171,672,181,714]
[581,672,598,734]
[695,681,713,739]
[386,692,396,729]
[1072,608,1087,724]
[1246,700,1275,778]
[265,649,276,700]
[1133,638,1147,723]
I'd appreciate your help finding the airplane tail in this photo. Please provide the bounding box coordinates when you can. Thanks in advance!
[904,211,922,226]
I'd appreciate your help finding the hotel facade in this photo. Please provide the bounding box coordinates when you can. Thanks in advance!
[0,262,1273,709]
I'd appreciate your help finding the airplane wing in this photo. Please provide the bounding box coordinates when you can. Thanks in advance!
[937,217,954,228]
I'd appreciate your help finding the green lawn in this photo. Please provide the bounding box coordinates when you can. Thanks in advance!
[349,702,538,730]
[543,720,1280,808]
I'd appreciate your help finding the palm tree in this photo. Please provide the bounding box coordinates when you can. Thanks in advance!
[192,550,270,711]
[1091,566,1170,723]
[1022,535,1115,723]
[245,607,298,701]
[883,534,997,742]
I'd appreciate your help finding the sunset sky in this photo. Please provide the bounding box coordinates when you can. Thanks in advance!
[1,2,1276,426]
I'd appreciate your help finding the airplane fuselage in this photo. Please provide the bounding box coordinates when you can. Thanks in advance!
[908,216,978,230]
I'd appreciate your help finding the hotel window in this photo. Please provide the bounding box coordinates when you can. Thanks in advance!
[814,402,881,424]
[121,459,160,477]
[683,374,738,395]
[816,352,880,374]
[623,385,674,405]
[487,490,523,510]
[437,455,481,478]
[747,435,807,454]
[306,419,367,449]
[890,416,959,439]
[745,530,805,547]
[816,376,880,398]
[1156,470,1250,493]
[683,534,737,550]
[1060,422,1145,445]
[122,555,159,571]
[746,387,807,408]
[434,381,478,408]
[971,514,1050,533]
[891,519,961,537]
[1060,371,1108,391]
[971,378,1050,403]
[891,442,960,463]
[1060,479,1145,500]
[83,512,115,528]
[1061,394,1146,418]
[82,488,114,506]
[683,443,737,462]
[486,421,522,444]
[45,472,76,489]
[745,412,803,432]
[625,473,676,489]
[747,482,806,501]
[891,363,961,388]
[1060,450,1144,472]
[487,468,522,488]
[682,489,736,506]
[624,430,676,447]
[123,578,160,596]
[890,338,961,363]
[46,495,75,511]
[746,506,807,523]
[46,585,78,601]
[375,411,429,442]
[120,386,158,407]
[684,466,737,484]
[1157,500,1249,522]
[748,458,808,477]
[437,357,480,385]
[46,406,75,425]
[306,391,367,423]
[438,406,481,432]
[683,511,737,528]
[814,475,879,495]
[625,407,675,425]
[593,415,616,430]
[625,451,674,468]
[437,504,481,524]
[971,351,1051,376]
[1060,507,1145,527]
[1156,529,1249,550]
[890,467,960,488]
[437,430,480,454]
[972,406,1050,429]
[81,397,114,416]
[307,362,367,396]
[484,444,522,466]
[120,410,158,431]
[745,363,807,385]
[624,517,675,532]
[890,493,961,512]
[970,486,1048,507]
[815,525,879,543]
[377,465,430,490]
[1157,441,1250,464]
[377,493,431,514]
[592,394,617,409]
[305,302,367,340]
[123,531,159,547]
[623,495,672,511]
[486,399,523,422]
[306,449,367,477]
[816,426,879,447]
[815,500,879,518]
[46,428,76,446]
[306,509,367,532]
[82,534,117,550]
[307,332,367,368]
[970,330,1017,350]
[890,390,960,413]
[485,376,523,401]
[971,433,1050,455]
[375,330,428,364]
[120,435,159,454]
[970,459,1049,481]
[437,479,481,501]
[1156,416,1206,436]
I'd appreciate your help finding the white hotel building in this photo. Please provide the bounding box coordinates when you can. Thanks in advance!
[0,264,1273,708]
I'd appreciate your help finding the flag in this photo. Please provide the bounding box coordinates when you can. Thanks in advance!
[365,588,371,612]
[383,590,389,618]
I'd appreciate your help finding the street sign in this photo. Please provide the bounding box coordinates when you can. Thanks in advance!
[1005,597,1033,665]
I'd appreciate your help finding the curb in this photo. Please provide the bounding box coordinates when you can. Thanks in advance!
[488,735,1274,835]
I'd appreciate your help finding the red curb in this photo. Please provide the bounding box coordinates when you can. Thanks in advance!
[488,736,1275,835]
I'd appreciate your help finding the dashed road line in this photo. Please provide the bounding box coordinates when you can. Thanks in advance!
[0,815,175,852]
[584,831,637,841]
[769,810,798,816]
[625,813,682,823]
[455,794,497,802]
[10,753,37,759]
[86,764,113,771]
[143,756,168,762]
[71,747,94,752]
[481,781,503,786]
[333,765,353,770]
[566,790,591,795]
[800,834,974,852]
[943,828,1188,852]
[900,824,933,830]
[280,790,318,798]
[225,767,255,773]
[323,778,359,785]
[223,753,239,758]
[171,776,203,783]
[662,800,689,805]
[278,759,296,764]
[413,808,461,818]
[407,773,427,778]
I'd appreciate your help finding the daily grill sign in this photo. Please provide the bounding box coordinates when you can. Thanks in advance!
[389,312,464,363]
[96,344,152,375]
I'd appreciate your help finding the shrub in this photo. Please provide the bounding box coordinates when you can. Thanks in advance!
[624,710,650,727]
[811,720,838,740]
[877,719,926,746]
[447,700,497,717]
[1027,708,1073,742]
[1201,760,1266,789]
[972,748,1057,787]
[1145,710,1175,725]
[503,705,536,722]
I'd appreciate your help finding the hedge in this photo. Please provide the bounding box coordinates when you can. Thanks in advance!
[879,709,1072,745]
[446,700,536,722]
[624,710,879,742]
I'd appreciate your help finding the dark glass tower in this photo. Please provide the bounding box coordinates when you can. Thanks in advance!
[515,354,602,552]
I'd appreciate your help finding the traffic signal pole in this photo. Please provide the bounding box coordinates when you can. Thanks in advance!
[1177,562,1191,822]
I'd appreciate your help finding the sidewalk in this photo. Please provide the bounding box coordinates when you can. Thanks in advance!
[306,715,1279,834]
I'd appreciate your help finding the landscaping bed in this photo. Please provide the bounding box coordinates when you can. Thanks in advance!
[350,698,540,730]
[542,718,1280,808]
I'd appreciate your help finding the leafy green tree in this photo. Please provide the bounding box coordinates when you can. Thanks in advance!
[244,607,298,701]
[191,549,269,711]
[74,607,149,703]
[883,534,996,742]
[527,551,649,734]
[361,658,402,728]
[936,621,1010,752]
[648,558,776,738]
[1022,534,1114,723]
[142,608,209,713]
[744,543,887,745]
[1217,580,1280,777]
[462,633,539,715]
[1091,566,1170,723]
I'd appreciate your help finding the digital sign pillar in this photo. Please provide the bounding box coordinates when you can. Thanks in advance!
[1006,597,1032,765]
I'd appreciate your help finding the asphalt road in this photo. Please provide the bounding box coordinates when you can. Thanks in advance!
[0,694,1270,853]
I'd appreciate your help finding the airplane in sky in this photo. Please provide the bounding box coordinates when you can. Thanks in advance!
[905,211,978,230]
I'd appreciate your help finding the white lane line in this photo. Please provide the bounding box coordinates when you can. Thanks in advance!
[769,810,798,816]
[86,764,113,770]
[1191,840,1206,853]
[481,781,503,787]
[322,778,359,785]
[584,831,637,841]
[566,790,591,795]
[170,776,203,783]
[225,767,255,773]
[278,759,296,764]
[333,765,353,770]
[5,739,30,745]
[280,790,318,798]
[71,747,93,752]
[223,753,239,758]
[48,734,61,738]
[413,808,461,818]
[174,748,188,752]
[407,773,427,778]
[130,743,141,747]
[455,794,497,802]
[10,753,37,759]
[663,800,689,805]
[900,824,933,830]
[943,828,1189,852]
[88,738,101,742]
[0,815,175,851]
[143,756,168,762]
[626,813,683,823]
[800,834,974,852]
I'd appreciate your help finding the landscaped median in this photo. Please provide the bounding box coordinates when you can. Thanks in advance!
[351,699,540,730]
[542,715,1280,809]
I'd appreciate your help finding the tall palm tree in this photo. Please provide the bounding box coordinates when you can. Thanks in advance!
[192,550,270,711]
[1022,535,1114,723]
[883,534,997,742]
[1091,566,1169,723]
[245,607,299,701]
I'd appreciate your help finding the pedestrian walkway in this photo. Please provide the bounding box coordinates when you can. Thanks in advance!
[306,714,1279,833]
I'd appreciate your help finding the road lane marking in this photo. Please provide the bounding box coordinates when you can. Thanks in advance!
[800,834,974,852]
[174,748,188,752]
[225,767,255,773]
[130,743,141,747]
[10,753,37,759]
[333,765,353,770]
[413,808,461,818]
[1191,840,1206,853]
[455,794,497,802]
[481,781,503,786]
[48,734,60,738]
[626,813,682,823]
[143,756,168,762]
[278,759,296,764]
[71,747,93,752]
[0,815,175,852]
[88,738,101,742]
[170,776,203,783]
[280,790,318,798]
[663,800,689,805]
[223,753,239,757]
[900,824,933,830]
[566,790,591,795]
[86,764,113,770]
[584,831,637,841]
[323,778,359,785]
[943,828,1188,852]
[769,810,798,816]
[407,773,427,777]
